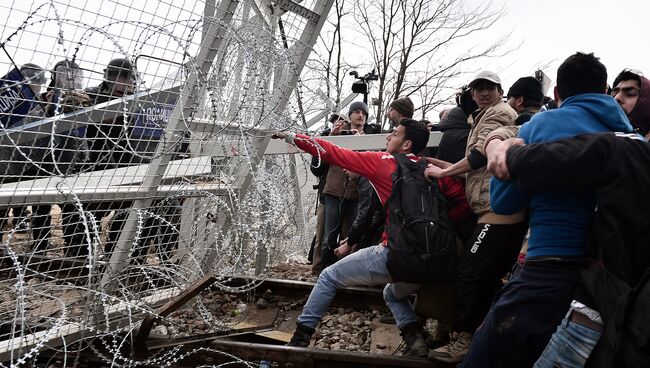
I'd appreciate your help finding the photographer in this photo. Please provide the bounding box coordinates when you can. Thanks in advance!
[318,102,372,269]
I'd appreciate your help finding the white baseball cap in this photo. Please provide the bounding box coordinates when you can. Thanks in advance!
[469,70,501,87]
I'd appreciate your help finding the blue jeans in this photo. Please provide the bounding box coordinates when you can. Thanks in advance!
[297,244,421,330]
[533,315,602,368]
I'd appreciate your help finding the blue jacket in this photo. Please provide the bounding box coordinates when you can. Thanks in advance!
[490,94,633,258]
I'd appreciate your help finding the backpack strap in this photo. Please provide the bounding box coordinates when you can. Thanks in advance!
[384,153,449,221]
[384,153,426,213]
[383,153,408,212]
[430,174,448,208]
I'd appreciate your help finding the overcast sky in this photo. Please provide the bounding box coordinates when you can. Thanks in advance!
[3,0,649,121]
[317,0,650,120]
[475,0,650,95]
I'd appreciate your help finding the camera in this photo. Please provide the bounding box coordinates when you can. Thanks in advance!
[363,123,381,134]
[329,113,347,124]
[349,69,379,98]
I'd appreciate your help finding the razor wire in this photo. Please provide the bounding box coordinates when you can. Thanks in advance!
[0,0,327,366]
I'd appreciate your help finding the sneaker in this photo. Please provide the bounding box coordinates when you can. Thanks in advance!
[428,331,472,363]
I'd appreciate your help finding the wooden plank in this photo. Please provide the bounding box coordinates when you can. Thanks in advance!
[133,274,216,358]
[227,307,279,331]
[255,330,292,343]
[0,286,182,360]
[204,340,434,368]
[369,318,403,356]
[189,128,442,156]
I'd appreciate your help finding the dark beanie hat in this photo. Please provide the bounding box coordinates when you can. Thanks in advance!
[390,97,414,118]
[348,101,369,117]
[105,58,135,79]
[507,76,544,103]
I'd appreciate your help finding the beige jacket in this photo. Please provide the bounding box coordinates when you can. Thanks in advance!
[484,125,521,149]
[465,99,519,220]
[323,165,359,200]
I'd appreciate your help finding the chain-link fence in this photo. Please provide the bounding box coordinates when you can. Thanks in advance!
[0,0,333,365]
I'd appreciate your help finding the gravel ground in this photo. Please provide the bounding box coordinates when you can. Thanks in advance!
[148,261,383,354]
[312,308,379,352]
[267,262,382,353]
[265,262,318,282]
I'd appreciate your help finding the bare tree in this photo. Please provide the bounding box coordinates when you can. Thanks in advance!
[305,0,355,108]
[354,0,401,123]
[354,0,510,125]
[415,68,457,120]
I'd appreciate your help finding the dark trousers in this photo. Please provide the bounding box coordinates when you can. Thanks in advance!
[309,203,325,274]
[108,199,182,264]
[30,205,52,253]
[320,194,357,269]
[1,205,51,253]
[453,221,528,333]
[62,201,124,258]
[62,199,181,263]
[462,260,584,368]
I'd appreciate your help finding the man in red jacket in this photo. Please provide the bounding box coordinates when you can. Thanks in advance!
[275,119,470,357]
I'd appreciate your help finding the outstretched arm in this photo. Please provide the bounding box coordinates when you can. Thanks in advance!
[273,132,394,203]
[275,132,385,179]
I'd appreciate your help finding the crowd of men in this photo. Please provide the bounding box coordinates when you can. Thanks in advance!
[278,51,650,368]
[2,51,649,367]
[0,57,182,265]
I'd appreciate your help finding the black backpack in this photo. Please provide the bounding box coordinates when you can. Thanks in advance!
[584,263,650,368]
[384,154,458,283]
